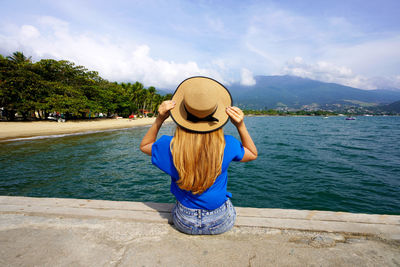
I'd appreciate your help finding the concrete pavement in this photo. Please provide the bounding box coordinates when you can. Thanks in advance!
[0,196,399,266]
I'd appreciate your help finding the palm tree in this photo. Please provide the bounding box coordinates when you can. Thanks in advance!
[152,94,163,114]
[7,51,32,64]
[140,88,149,116]
[133,82,144,112]
[147,86,156,113]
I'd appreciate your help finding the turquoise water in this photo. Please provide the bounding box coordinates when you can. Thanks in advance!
[1,116,399,215]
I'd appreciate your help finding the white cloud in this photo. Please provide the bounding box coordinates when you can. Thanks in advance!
[367,75,400,90]
[240,68,256,86]
[320,36,400,78]
[0,17,225,89]
[281,57,374,89]
[282,57,400,90]
[127,44,226,88]
[38,16,69,31]
[20,25,40,39]
[282,56,400,89]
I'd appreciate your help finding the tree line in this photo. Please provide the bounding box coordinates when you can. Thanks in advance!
[0,51,172,121]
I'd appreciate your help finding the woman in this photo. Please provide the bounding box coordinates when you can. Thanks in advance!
[140,76,257,235]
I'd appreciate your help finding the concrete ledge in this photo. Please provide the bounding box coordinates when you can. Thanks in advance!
[1,196,400,266]
[1,196,399,239]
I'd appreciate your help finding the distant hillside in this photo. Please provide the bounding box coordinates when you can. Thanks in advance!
[228,75,400,110]
[155,88,172,96]
[379,100,400,113]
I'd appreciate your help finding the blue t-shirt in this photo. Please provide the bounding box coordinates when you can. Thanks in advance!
[151,135,244,210]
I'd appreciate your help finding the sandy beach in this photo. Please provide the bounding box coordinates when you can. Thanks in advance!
[0,118,172,141]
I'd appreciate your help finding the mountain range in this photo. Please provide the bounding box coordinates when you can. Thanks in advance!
[156,75,400,112]
[227,75,400,110]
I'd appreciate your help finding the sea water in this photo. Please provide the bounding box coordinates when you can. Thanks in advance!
[0,116,399,215]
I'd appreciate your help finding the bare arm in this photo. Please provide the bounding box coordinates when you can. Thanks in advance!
[140,100,176,156]
[226,106,258,162]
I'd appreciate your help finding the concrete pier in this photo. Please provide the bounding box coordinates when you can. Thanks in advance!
[1,196,399,266]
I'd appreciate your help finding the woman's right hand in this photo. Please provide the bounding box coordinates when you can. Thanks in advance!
[157,100,176,121]
[226,106,244,128]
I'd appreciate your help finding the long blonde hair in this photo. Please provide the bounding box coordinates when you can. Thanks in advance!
[171,126,225,195]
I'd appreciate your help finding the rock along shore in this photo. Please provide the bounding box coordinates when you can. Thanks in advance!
[1,196,399,266]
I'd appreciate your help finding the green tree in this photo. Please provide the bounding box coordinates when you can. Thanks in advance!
[1,51,167,120]
[0,55,48,120]
[6,51,32,65]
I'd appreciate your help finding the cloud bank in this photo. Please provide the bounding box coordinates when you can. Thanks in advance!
[281,57,369,89]
[0,16,224,89]
[281,57,400,90]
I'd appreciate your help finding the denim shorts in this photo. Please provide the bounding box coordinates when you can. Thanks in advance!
[172,199,236,235]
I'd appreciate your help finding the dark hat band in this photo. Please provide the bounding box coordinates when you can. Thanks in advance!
[184,104,219,123]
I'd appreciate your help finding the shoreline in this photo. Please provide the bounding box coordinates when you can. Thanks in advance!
[0,118,172,142]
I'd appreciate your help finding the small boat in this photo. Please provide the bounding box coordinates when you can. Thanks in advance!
[345,116,356,120]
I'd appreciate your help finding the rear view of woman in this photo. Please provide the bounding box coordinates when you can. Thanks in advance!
[140,76,257,235]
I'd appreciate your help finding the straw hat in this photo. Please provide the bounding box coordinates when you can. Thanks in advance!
[170,76,232,133]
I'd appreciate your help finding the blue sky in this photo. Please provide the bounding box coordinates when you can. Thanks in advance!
[1,0,399,90]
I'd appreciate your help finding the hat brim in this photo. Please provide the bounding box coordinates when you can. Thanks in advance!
[170,76,233,133]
